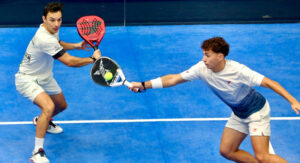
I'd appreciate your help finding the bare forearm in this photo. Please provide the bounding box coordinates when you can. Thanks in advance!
[59,41,78,50]
[58,49,100,67]
[271,81,297,104]
[67,56,94,67]
[262,77,298,104]
[144,74,185,89]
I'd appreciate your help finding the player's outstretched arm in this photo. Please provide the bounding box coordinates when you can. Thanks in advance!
[130,74,187,93]
[261,77,300,114]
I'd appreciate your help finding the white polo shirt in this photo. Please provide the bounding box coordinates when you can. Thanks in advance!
[18,24,65,78]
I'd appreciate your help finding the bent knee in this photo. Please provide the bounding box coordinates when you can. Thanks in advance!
[220,147,233,159]
[41,104,55,117]
[255,153,270,163]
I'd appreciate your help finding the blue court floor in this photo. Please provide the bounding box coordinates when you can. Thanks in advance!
[0,23,300,162]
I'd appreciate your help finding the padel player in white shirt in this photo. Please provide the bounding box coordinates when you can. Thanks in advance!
[15,2,101,163]
[129,37,300,163]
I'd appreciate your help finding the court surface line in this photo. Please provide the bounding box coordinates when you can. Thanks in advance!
[0,117,300,125]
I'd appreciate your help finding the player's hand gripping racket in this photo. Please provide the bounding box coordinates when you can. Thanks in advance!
[91,57,133,88]
[76,15,105,50]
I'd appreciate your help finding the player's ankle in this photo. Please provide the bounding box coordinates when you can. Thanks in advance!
[34,137,44,152]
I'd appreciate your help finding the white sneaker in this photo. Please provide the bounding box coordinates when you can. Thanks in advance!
[30,148,50,163]
[33,117,63,134]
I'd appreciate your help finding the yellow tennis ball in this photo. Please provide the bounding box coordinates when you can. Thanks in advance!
[104,71,113,81]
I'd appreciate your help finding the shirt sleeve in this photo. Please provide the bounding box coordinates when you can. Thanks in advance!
[180,62,204,81]
[240,65,265,87]
[41,37,64,57]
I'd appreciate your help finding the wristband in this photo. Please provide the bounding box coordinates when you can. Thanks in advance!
[90,56,96,62]
[150,78,163,89]
[141,82,146,90]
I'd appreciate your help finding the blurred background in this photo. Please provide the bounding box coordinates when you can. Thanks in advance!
[0,0,299,27]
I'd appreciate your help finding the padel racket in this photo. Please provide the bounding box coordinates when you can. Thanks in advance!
[91,57,133,87]
[76,15,105,50]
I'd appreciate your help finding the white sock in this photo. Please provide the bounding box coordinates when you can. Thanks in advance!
[34,137,44,152]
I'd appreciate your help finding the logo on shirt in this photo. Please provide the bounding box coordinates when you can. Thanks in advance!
[227,81,231,84]
[22,52,31,64]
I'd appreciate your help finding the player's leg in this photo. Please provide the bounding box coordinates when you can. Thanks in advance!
[50,92,67,117]
[15,74,52,162]
[220,127,259,163]
[30,92,54,163]
[35,92,67,134]
[249,101,287,162]
[33,76,65,134]
[33,92,55,139]
[34,92,67,134]
[251,136,287,163]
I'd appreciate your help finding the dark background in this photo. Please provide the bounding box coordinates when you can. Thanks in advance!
[0,0,299,26]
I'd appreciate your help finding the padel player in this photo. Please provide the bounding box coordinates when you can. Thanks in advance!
[15,2,101,163]
[130,37,300,163]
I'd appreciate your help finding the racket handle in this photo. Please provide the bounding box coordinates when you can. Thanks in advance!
[93,46,98,50]
[123,80,133,87]
[124,80,143,92]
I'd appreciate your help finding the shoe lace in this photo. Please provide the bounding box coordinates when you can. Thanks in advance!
[34,149,46,157]
[49,120,57,128]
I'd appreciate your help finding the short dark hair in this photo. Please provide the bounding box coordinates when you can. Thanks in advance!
[43,2,63,17]
[201,37,229,57]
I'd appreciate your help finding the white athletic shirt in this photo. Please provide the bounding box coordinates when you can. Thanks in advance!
[18,24,65,78]
[181,60,266,118]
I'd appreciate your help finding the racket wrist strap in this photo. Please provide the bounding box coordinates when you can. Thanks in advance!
[90,56,96,62]
[150,78,163,89]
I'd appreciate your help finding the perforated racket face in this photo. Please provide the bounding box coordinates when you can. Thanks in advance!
[91,57,120,86]
[76,15,105,48]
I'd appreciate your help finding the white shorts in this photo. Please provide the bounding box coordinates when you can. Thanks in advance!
[225,100,271,136]
[15,73,62,102]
